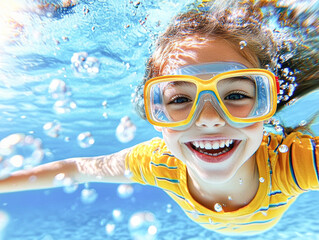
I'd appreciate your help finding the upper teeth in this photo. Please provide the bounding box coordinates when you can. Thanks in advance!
[192,140,234,150]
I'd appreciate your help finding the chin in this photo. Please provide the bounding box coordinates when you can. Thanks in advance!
[190,164,239,184]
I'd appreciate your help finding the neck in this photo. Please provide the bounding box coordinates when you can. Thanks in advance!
[187,155,259,212]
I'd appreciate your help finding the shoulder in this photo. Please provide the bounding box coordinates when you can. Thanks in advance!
[260,131,318,153]
[261,132,319,195]
[125,138,184,187]
[127,137,166,158]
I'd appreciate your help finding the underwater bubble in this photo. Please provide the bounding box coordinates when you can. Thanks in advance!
[0,134,44,178]
[282,68,290,76]
[166,204,172,213]
[275,125,283,132]
[286,98,297,106]
[53,99,77,114]
[71,52,88,71]
[81,188,98,204]
[228,196,232,201]
[112,209,123,222]
[299,120,307,126]
[102,100,108,108]
[53,173,66,187]
[102,112,108,119]
[259,177,265,183]
[124,169,133,179]
[48,79,70,99]
[129,212,159,240]
[273,119,280,125]
[133,1,141,8]
[71,52,100,75]
[100,218,107,226]
[239,40,247,49]
[280,83,288,90]
[105,223,116,236]
[283,95,290,101]
[84,57,100,74]
[43,120,61,138]
[214,203,223,212]
[63,177,78,194]
[77,132,95,148]
[278,144,289,153]
[117,184,134,199]
[116,116,136,143]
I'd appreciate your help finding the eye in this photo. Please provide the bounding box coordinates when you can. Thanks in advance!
[169,95,192,104]
[224,92,250,100]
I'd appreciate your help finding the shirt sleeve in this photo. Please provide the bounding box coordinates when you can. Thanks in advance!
[125,138,166,185]
[272,132,319,195]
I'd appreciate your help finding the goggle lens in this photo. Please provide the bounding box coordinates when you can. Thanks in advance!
[145,71,276,127]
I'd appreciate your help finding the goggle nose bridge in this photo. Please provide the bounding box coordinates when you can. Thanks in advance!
[194,90,226,119]
[196,90,219,106]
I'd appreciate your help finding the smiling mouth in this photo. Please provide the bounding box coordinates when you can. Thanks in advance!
[186,139,239,163]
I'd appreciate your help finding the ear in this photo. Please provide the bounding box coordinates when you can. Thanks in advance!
[153,126,163,132]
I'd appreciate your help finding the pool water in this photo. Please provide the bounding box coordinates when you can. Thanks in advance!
[0,0,318,239]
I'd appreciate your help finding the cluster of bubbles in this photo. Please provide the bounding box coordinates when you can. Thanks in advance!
[116,116,137,143]
[214,203,223,213]
[117,184,134,199]
[278,144,289,153]
[264,118,284,135]
[43,120,61,138]
[166,203,172,213]
[275,65,298,104]
[77,132,95,148]
[71,52,100,75]
[48,78,76,114]
[128,212,159,240]
[239,40,247,50]
[0,134,44,179]
[102,208,159,240]
[102,100,108,119]
[81,187,98,204]
[53,173,78,194]
[103,209,124,237]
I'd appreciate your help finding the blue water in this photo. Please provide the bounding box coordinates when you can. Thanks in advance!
[0,1,318,239]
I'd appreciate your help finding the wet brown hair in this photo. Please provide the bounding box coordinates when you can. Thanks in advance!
[133,2,318,128]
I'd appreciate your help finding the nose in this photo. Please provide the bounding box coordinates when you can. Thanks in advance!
[195,101,226,128]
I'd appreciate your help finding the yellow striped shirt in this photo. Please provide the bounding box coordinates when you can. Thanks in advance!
[125,132,319,235]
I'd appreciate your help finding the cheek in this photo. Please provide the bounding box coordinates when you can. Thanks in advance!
[244,122,264,146]
[162,128,183,154]
[164,128,180,134]
[162,128,180,144]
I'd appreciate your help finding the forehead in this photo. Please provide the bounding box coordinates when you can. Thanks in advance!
[161,37,257,75]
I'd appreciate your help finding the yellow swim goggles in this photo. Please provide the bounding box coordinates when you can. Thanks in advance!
[144,62,279,130]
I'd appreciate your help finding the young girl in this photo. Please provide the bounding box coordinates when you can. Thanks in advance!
[0,1,318,236]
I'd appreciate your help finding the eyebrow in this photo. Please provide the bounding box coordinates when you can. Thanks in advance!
[161,81,194,90]
[218,76,256,88]
[161,81,195,96]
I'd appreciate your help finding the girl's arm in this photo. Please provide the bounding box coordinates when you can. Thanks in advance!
[0,148,132,193]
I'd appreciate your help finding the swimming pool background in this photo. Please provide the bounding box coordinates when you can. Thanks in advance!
[0,0,318,239]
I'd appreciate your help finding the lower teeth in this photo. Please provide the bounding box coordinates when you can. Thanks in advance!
[198,148,228,156]
[196,145,233,157]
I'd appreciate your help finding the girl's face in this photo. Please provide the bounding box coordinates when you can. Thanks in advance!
[155,37,264,184]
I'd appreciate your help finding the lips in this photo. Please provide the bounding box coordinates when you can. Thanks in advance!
[185,139,240,163]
